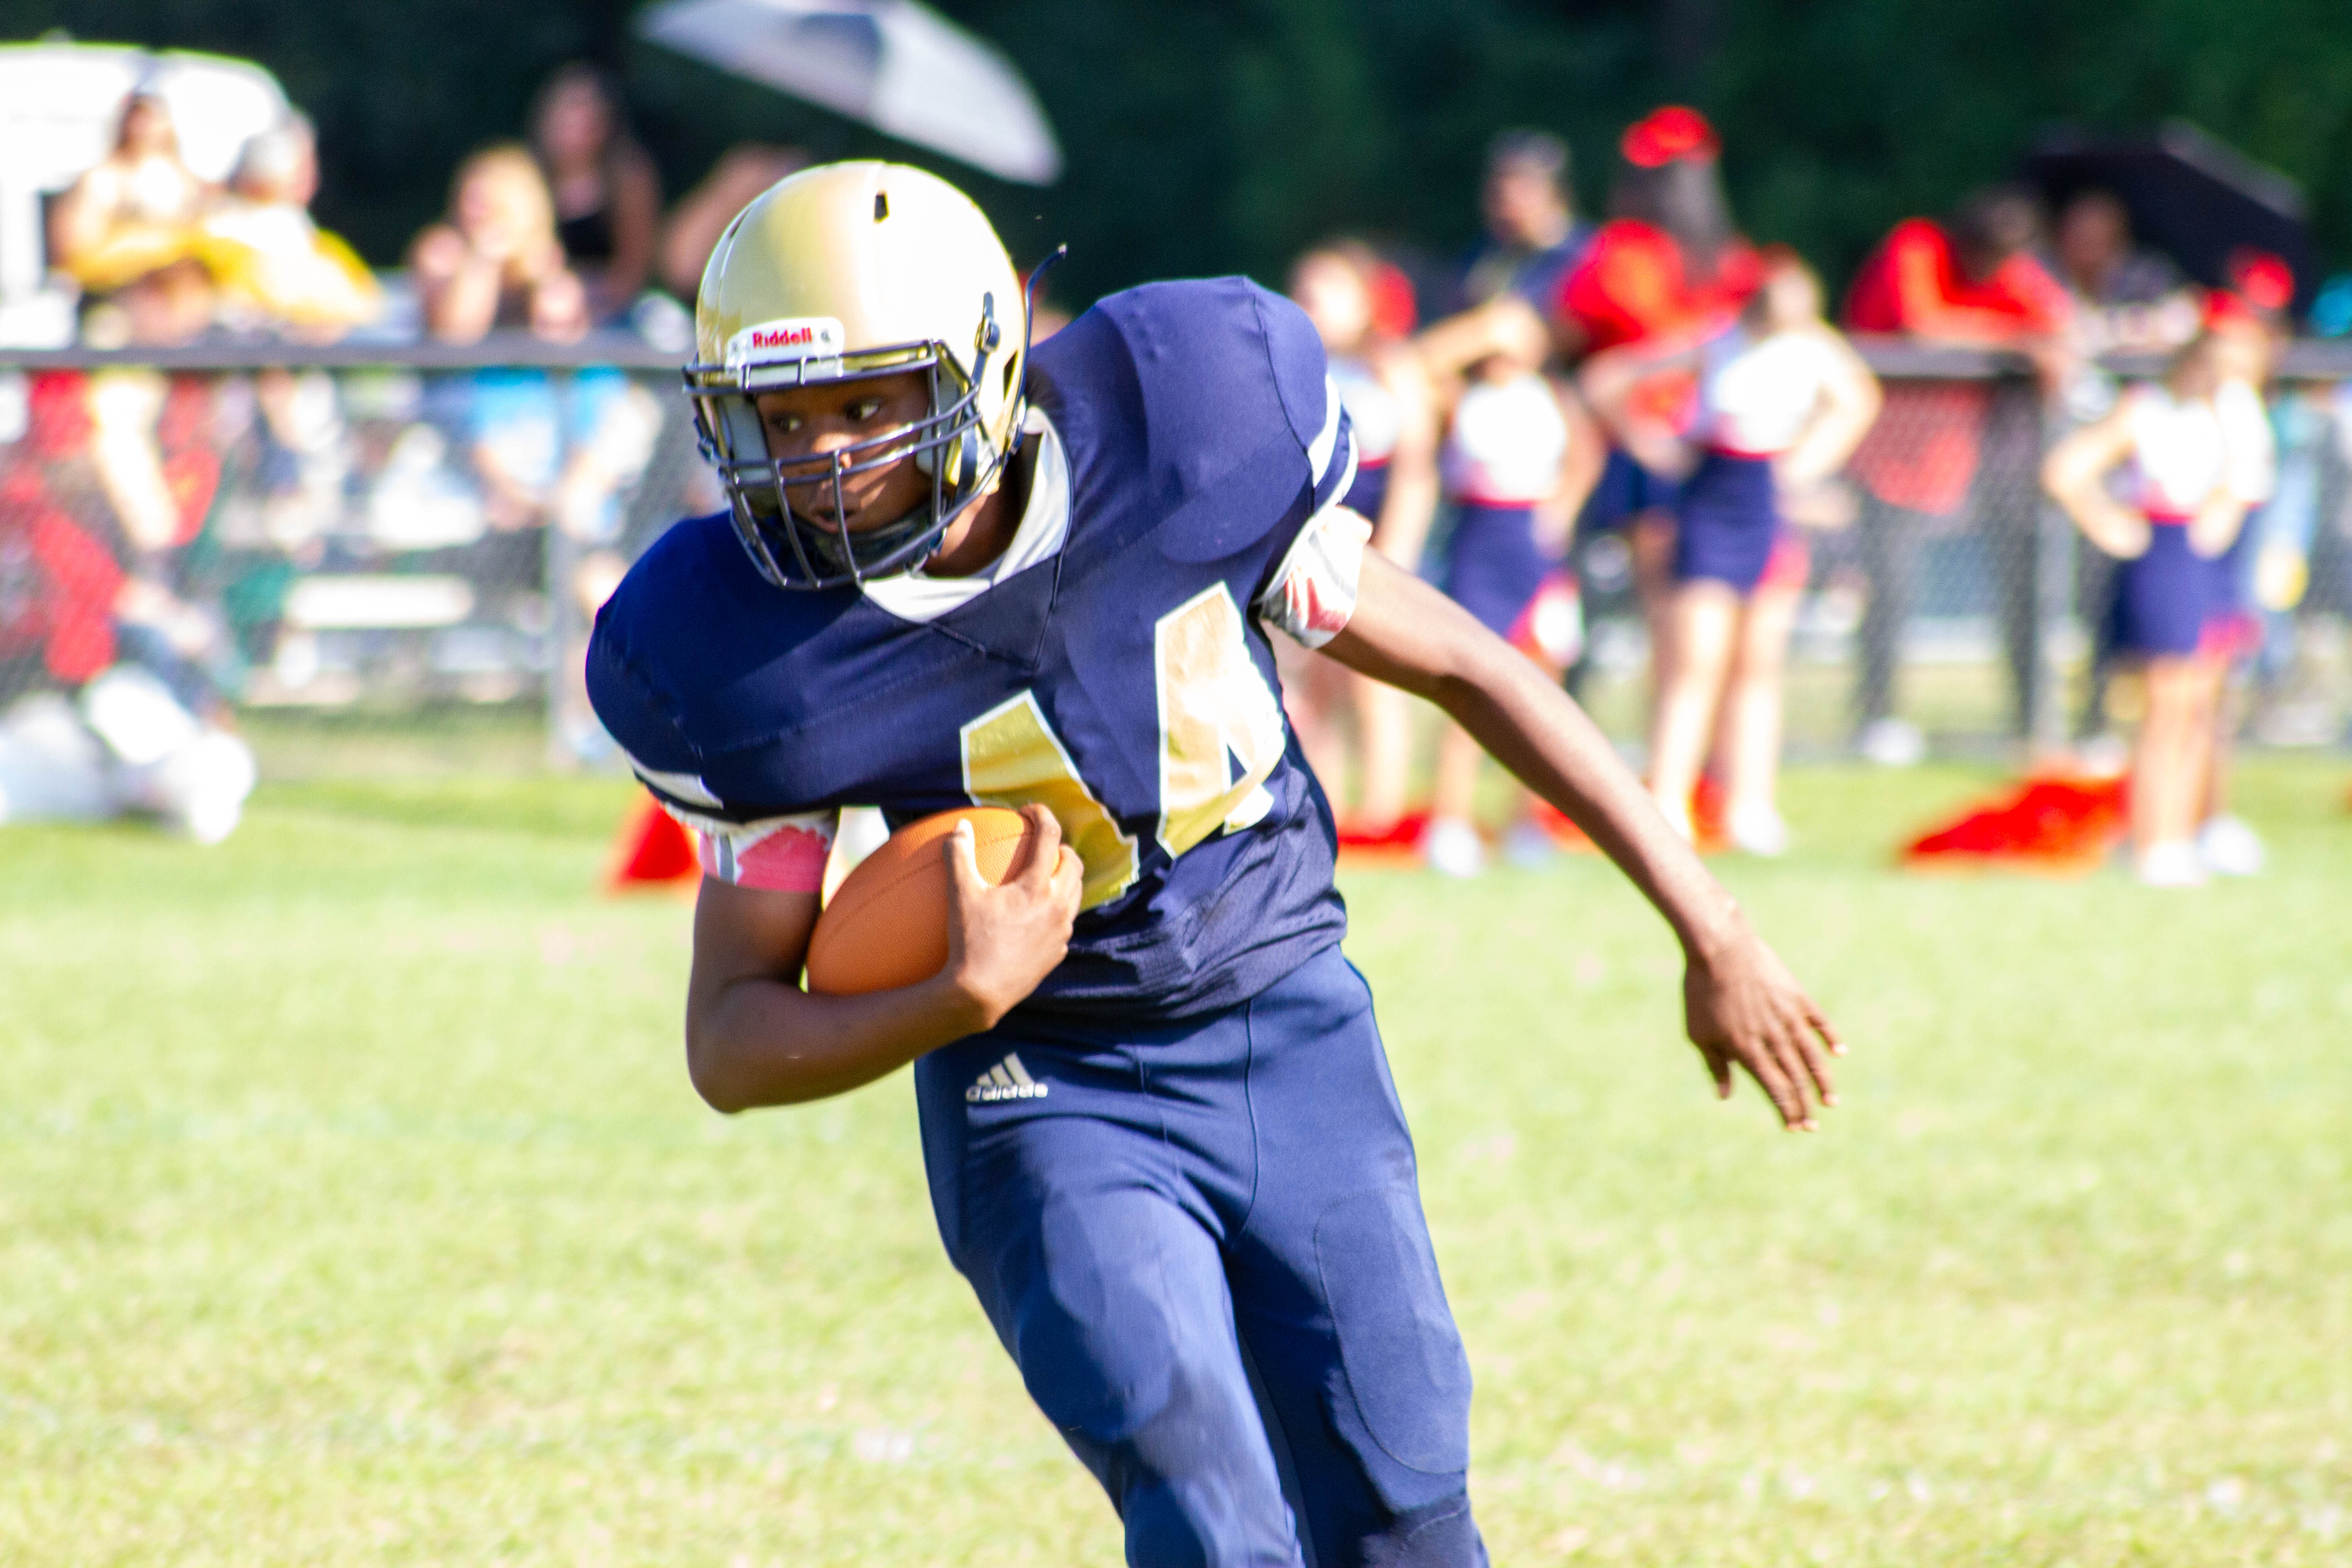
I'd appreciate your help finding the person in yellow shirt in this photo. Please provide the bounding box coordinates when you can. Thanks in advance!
[200,118,381,338]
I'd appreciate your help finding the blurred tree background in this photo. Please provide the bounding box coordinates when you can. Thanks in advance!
[7,0,2352,308]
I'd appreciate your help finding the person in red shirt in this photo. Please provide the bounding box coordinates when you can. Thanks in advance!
[1556,106,1761,360]
[1841,186,2073,761]
[1416,107,1756,385]
[1553,108,1766,699]
[1418,108,1760,721]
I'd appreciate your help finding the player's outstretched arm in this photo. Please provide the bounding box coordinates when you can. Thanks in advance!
[1319,554,1843,1129]
[684,805,1083,1112]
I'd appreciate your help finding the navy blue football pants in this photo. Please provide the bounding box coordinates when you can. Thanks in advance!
[915,947,1487,1568]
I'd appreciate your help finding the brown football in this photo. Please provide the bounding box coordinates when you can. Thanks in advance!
[803,806,1039,996]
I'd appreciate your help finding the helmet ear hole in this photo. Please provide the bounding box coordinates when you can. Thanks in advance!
[719,398,768,461]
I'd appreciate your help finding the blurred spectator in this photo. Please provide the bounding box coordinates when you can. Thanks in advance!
[466,369,658,535]
[1294,244,1441,564]
[2041,295,2273,884]
[1420,333,1600,876]
[0,379,123,690]
[43,95,235,663]
[0,665,256,843]
[1562,108,1760,684]
[1456,130,1589,313]
[2195,265,2288,866]
[1555,107,1759,361]
[2047,188,2196,353]
[659,143,807,299]
[48,90,217,347]
[409,145,588,345]
[0,374,253,842]
[1416,108,1753,387]
[1280,242,1440,836]
[1846,186,2071,352]
[201,117,381,338]
[531,64,662,322]
[1842,184,2073,760]
[1583,250,1880,853]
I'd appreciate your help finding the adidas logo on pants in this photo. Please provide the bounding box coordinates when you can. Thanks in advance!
[966,1053,1049,1103]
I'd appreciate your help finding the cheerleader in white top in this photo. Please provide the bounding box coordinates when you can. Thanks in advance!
[1284,245,1441,836]
[2043,292,2275,885]
[1420,341,1603,874]
[1582,251,1881,853]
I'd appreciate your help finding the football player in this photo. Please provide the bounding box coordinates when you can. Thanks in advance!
[588,162,1841,1567]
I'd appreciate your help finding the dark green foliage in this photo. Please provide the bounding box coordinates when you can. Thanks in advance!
[6,0,2349,305]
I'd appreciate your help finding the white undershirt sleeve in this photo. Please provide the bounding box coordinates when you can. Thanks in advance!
[1254,504,1375,649]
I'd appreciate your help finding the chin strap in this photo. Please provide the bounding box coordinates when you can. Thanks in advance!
[804,504,941,578]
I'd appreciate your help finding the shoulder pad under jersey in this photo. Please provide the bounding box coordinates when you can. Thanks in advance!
[1039,277,1352,565]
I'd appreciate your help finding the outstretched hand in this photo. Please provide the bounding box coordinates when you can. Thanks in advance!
[940,804,1085,1031]
[1682,923,1843,1131]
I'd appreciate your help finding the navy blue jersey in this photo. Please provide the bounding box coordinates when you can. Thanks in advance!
[589,277,1373,1021]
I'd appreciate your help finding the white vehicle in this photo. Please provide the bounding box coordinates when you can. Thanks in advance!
[0,39,289,345]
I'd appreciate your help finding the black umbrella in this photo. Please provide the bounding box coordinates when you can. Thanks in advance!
[2024,119,2314,315]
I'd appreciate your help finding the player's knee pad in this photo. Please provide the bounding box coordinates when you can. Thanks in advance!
[1314,1187,1475,1488]
[1369,1494,1487,1567]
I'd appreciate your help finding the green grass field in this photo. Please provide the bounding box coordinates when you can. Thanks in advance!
[4,759,2349,1565]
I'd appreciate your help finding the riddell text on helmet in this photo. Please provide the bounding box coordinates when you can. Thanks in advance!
[725,317,845,367]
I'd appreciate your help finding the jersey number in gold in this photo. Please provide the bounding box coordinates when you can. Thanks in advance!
[957,583,1287,908]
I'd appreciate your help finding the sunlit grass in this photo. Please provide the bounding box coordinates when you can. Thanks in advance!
[3,759,2347,1564]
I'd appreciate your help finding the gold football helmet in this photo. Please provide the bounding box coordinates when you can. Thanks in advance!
[684,160,1030,588]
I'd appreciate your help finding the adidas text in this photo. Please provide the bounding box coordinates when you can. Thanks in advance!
[966,1053,1049,1103]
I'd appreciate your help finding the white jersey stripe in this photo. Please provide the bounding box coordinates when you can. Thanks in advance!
[634,763,723,808]
[1307,372,1345,484]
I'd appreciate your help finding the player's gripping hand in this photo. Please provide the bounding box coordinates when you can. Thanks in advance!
[940,803,1084,1031]
[1681,921,1842,1132]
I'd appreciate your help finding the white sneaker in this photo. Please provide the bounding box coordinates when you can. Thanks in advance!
[1500,819,1556,870]
[2136,841,2206,887]
[1857,718,1927,768]
[1726,799,1790,858]
[2196,814,2264,877]
[1420,817,1486,877]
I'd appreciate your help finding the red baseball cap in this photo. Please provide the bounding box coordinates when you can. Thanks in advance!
[1621,106,1720,168]
[2226,248,2294,314]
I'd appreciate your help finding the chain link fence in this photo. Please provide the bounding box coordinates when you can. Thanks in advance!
[4,338,2352,786]
[0,336,707,779]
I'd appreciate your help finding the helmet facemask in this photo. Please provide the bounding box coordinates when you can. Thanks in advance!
[685,292,1013,591]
